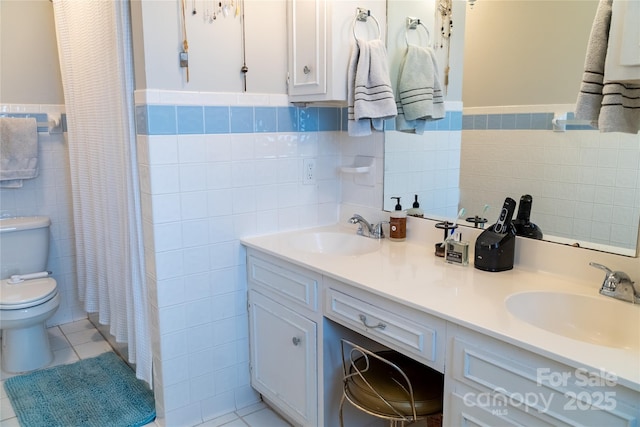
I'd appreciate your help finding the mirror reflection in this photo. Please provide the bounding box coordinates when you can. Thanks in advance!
[384,0,639,256]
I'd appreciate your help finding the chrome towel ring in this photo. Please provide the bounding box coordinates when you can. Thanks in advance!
[352,7,381,41]
[405,16,430,47]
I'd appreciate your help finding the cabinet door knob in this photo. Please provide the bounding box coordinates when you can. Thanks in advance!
[359,314,386,330]
[303,66,311,74]
[292,337,301,346]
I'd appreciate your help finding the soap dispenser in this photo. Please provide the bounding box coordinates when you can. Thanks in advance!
[406,194,424,218]
[389,197,406,241]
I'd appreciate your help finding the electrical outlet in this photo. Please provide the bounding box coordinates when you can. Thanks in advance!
[303,158,316,185]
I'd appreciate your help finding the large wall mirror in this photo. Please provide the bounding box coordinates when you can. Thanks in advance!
[384,0,640,256]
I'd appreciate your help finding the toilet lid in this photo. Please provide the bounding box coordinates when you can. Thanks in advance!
[0,277,58,309]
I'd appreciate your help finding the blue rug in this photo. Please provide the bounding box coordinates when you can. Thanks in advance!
[3,352,155,427]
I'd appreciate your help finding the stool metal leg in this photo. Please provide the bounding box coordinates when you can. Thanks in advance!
[339,392,346,427]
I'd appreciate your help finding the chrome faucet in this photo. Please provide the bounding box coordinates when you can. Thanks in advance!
[348,214,385,239]
[589,262,639,304]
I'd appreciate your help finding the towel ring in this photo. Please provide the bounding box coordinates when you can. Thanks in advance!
[352,8,381,41]
[405,17,430,47]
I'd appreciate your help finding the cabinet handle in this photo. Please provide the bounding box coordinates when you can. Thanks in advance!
[359,314,386,330]
[292,337,301,346]
[303,65,311,74]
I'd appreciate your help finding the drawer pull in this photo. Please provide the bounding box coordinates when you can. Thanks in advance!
[292,337,301,346]
[359,314,386,330]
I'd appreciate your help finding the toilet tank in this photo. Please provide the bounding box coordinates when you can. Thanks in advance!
[0,216,51,280]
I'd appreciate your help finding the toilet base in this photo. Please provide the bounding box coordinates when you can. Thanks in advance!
[1,323,54,373]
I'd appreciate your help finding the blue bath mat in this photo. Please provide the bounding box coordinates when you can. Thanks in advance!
[3,351,155,427]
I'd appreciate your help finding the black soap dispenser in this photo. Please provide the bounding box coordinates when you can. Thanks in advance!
[406,194,424,217]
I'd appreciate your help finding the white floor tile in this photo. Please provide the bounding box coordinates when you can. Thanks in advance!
[51,346,80,367]
[242,408,290,427]
[219,419,248,427]
[73,341,112,359]
[234,401,266,417]
[48,328,72,351]
[59,319,95,334]
[199,412,239,427]
[1,394,16,421]
[0,416,20,427]
[64,327,102,346]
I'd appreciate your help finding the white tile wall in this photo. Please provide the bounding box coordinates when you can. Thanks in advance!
[0,104,84,327]
[137,96,352,424]
[2,99,383,427]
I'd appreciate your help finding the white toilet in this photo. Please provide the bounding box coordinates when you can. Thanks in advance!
[0,216,60,373]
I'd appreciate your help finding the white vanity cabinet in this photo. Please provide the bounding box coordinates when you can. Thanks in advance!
[324,278,446,373]
[286,0,386,104]
[247,250,322,427]
[243,238,640,427]
[445,326,640,427]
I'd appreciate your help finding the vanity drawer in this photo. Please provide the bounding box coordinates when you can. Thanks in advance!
[325,282,445,371]
[450,329,639,427]
[247,250,320,314]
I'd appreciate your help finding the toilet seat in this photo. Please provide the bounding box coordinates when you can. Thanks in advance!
[0,277,58,310]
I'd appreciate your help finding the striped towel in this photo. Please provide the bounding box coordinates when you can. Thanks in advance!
[347,38,397,137]
[575,0,640,134]
[398,45,445,121]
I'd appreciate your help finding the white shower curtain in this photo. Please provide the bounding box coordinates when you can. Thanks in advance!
[52,0,152,386]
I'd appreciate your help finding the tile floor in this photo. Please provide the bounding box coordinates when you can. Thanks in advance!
[0,319,291,427]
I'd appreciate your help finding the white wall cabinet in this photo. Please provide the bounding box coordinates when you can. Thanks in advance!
[286,0,386,104]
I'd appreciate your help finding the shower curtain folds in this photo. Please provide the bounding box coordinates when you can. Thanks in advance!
[52,0,152,386]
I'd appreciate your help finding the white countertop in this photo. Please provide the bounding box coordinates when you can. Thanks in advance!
[241,224,640,392]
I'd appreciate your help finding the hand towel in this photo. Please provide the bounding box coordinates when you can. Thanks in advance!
[0,117,39,188]
[575,0,640,134]
[604,0,640,82]
[347,38,397,137]
[397,45,445,126]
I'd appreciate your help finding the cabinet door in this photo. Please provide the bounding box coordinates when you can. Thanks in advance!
[287,0,326,96]
[249,290,318,426]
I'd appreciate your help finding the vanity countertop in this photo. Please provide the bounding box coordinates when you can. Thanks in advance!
[241,225,640,391]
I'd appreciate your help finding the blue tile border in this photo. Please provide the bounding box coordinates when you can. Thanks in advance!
[461,112,594,131]
[137,104,345,135]
[135,104,504,136]
[5,106,593,137]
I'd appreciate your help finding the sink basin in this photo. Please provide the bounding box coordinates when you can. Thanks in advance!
[506,291,640,350]
[288,232,381,256]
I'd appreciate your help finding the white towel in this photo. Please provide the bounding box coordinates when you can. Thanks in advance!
[0,117,39,188]
[396,45,445,133]
[347,38,397,137]
[575,0,640,134]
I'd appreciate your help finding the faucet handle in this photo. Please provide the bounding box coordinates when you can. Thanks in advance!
[372,221,388,239]
[589,262,612,275]
[589,262,636,301]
